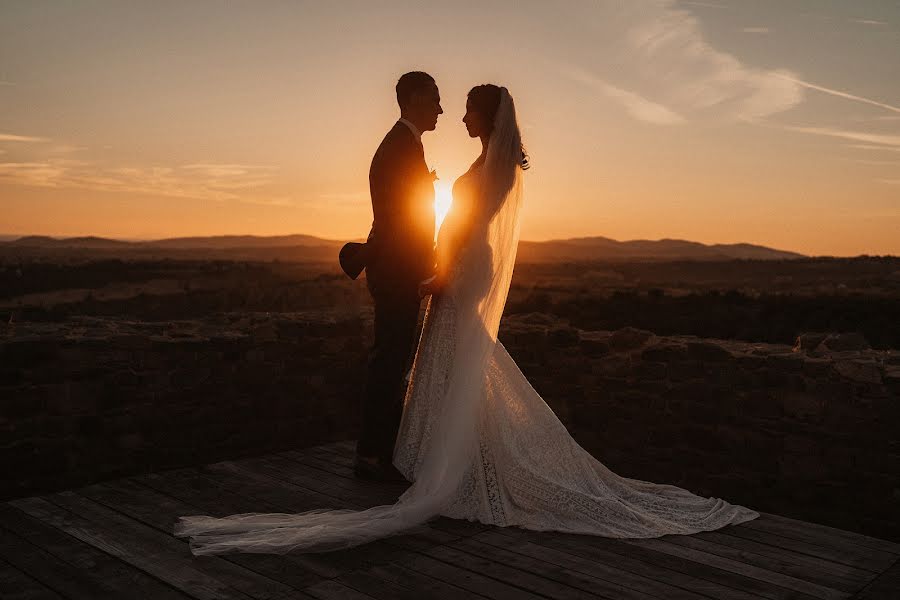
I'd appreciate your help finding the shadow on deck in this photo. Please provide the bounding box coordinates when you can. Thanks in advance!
[2,440,898,599]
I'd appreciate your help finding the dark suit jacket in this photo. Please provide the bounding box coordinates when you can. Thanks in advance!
[365,122,436,298]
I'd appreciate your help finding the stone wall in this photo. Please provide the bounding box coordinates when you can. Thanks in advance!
[2,310,899,540]
[1,312,369,499]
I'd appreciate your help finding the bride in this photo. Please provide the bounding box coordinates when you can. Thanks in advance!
[175,85,758,555]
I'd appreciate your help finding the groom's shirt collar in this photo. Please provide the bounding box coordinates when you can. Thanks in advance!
[397,118,422,145]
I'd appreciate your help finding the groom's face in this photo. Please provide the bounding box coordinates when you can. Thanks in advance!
[413,83,442,132]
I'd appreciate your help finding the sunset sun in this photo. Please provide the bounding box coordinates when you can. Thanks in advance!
[434,179,453,232]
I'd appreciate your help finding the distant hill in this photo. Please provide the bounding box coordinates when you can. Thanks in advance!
[142,234,341,249]
[2,233,805,261]
[4,234,341,249]
[6,235,132,249]
[516,237,805,261]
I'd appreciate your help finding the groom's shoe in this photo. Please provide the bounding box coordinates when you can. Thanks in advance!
[354,456,408,484]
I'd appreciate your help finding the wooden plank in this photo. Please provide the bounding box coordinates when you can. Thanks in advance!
[689,529,875,592]
[306,447,355,468]
[180,463,421,571]
[133,468,370,579]
[0,557,66,600]
[139,468,296,515]
[0,526,119,600]
[360,562,488,600]
[741,518,897,571]
[202,462,356,513]
[235,455,399,507]
[307,441,355,458]
[445,536,656,600]
[760,513,900,556]
[472,530,710,600]
[494,526,807,600]
[315,440,355,456]
[0,503,191,600]
[624,536,848,600]
[726,523,887,573]
[853,557,900,600]
[289,454,358,479]
[303,580,378,600]
[49,489,314,600]
[10,494,278,600]
[77,479,325,593]
[335,570,423,600]
[396,552,546,600]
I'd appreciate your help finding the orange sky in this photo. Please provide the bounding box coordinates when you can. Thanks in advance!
[1,1,899,256]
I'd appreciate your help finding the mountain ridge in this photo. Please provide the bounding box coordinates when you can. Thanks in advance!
[0,233,807,260]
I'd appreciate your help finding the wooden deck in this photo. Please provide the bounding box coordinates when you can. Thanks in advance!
[2,441,898,600]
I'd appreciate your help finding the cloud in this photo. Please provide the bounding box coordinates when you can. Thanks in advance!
[852,19,888,26]
[0,159,283,205]
[559,1,803,124]
[560,65,685,125]
[181,163,277,177]
[0,161,74,187]
[773,74,900,115]
[849,144,900,153]
[49,144,88,154]
[854,159,900,166]
[742,27,771,34]
[0,133,48,143]
[241,196,295,207]
[783,126,900,148]
[680,1,728,8]
[0,81,14,87]
[879,179,900,185]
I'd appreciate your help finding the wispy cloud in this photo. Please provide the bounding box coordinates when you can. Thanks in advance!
[560,65,685,125]
[0,159,284,205]
[879,179,900,185]
[742,27,771,34]
[783,125,900,148]
[850,115,900,123]
[559,2,802,124]
[773,74,900,115]
[0,161,74,187]
[852,19,888,26]
[242,196,295,207]
[680,1,728,8]
[849,144,900,153]
[0,133,47,143]
[49,144,88,154]
[853,159,900,166]
[0,81,14,87]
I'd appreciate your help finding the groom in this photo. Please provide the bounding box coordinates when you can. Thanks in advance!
[345,71,442,482]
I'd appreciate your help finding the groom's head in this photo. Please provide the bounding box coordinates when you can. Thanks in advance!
[396,71,442,133]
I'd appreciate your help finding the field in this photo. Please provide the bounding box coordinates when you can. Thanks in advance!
[2,250,898,349]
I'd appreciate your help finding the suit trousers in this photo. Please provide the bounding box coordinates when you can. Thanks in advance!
[357,283,422,463]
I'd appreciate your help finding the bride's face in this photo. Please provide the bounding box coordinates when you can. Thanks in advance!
[462,98,487,139]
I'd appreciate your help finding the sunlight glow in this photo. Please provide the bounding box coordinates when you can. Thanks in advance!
[434,180,453,233]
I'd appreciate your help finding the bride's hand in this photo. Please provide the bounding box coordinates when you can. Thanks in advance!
[418,273,446,298]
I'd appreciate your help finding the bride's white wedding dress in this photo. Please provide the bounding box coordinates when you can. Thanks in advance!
[175,88,758,555]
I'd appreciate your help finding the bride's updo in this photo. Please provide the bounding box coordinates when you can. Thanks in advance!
[467,84,503,132]
[467,84,530,170]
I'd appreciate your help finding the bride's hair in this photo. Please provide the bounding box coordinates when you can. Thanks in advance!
[468,84,530,170]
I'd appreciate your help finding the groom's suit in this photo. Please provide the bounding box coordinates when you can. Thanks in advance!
[358,119,436,463]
